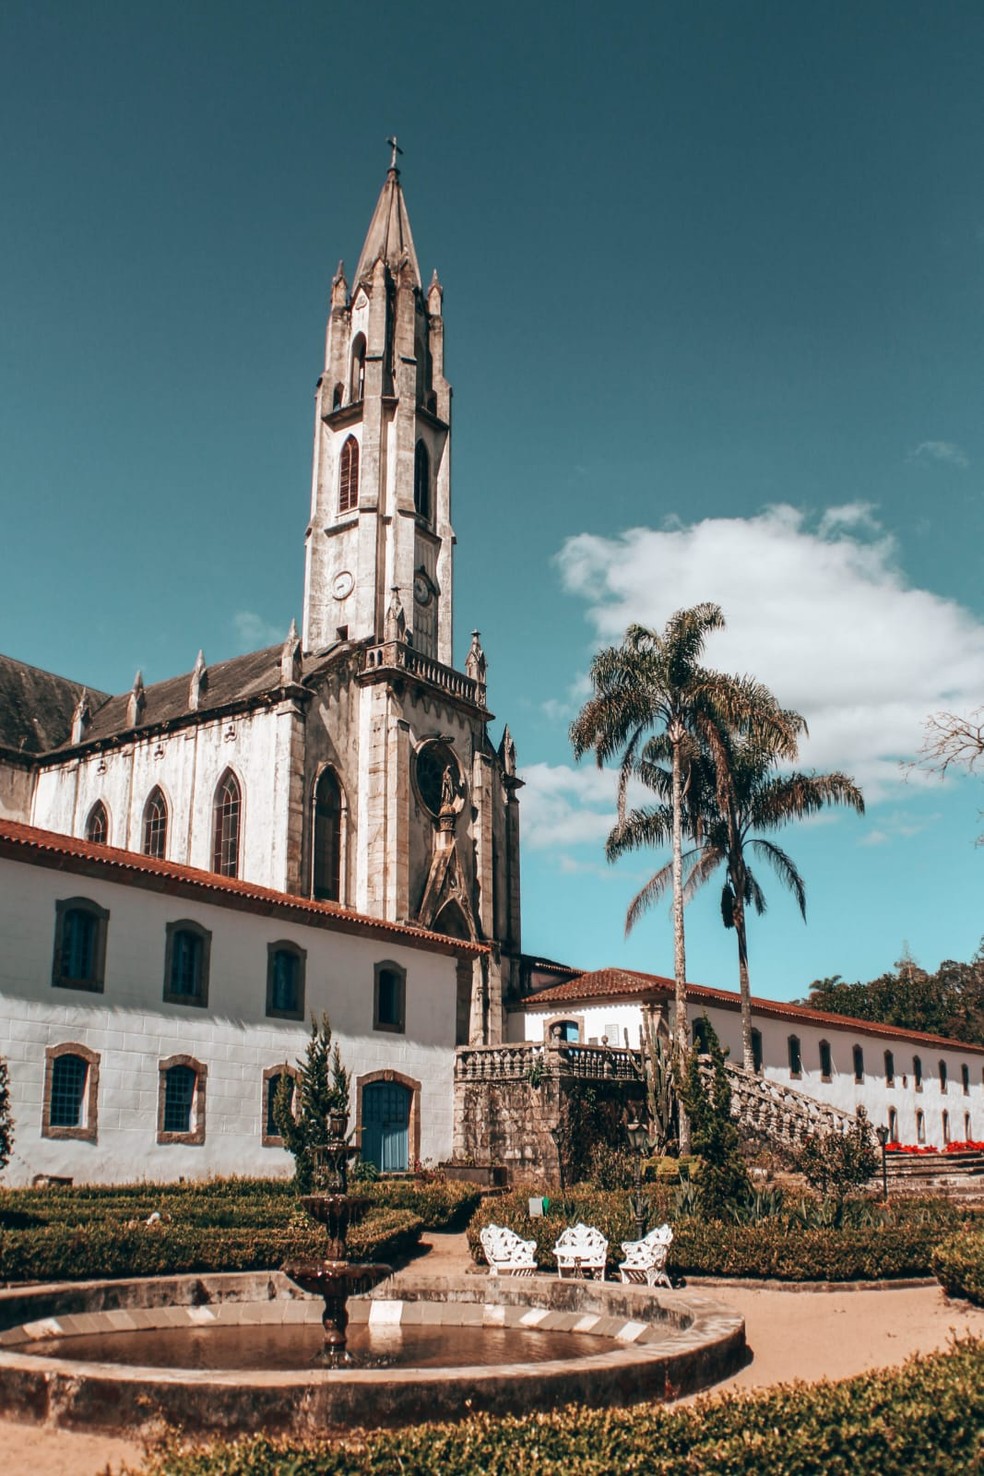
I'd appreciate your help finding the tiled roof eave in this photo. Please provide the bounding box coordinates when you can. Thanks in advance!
[518,969,984,1056]
[0,820,487,959]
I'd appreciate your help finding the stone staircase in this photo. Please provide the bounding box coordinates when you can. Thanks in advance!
[705,1058,862,1148]
[883,1149,984,1201]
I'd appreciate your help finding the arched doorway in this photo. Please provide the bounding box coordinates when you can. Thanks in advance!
[361,1079,412,1172]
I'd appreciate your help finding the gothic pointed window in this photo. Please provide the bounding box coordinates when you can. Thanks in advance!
[85,801,108,846]
[211,769,241,878]
[339,436,360,514]
[142,786,168,860]
[350,334,366,402]
[312,768,342,902]
[413,440,430,520]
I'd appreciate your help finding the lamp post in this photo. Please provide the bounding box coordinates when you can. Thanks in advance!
[875,1123,889,1202]
[626,1116,649,1240]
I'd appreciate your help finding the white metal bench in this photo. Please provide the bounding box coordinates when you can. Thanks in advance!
[553,1222,608,1280]
[618,1223,673,1288]
[480,1223,538,1276]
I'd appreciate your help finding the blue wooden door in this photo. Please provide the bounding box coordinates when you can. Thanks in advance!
[361,1082,411,1172]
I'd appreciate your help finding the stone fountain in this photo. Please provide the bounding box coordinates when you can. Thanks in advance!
[282,1106,390,1363]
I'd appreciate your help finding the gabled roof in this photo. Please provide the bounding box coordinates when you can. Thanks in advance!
[521,965,984,1056]
[0,819,487,958]
[0,654,109,757]
[354,168,421,287]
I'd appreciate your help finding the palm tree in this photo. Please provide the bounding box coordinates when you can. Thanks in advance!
[609,736,864,1072]
[570,605,801,1144]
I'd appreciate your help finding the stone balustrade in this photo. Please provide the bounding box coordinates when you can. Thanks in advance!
[361,641,486,708]
[711,1059,861,1146]
[455,1042,640,1084]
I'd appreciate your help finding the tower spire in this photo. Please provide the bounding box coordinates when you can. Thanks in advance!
[354,158,420,287]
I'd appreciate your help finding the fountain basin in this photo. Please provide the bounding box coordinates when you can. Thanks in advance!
[0,1270,745,1437]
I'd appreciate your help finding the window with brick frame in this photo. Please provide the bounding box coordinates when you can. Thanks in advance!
[374,960,406,1034]
[41,1043,100,1141]
[157,1055,207,1144]
[163,920,211,1007]
[265,942,306,1020]
[262,1065,298,1147]
[52,897,109,992]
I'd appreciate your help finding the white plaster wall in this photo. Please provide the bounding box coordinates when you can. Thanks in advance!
[0,855,458,1186]
[516,997,984,1147]
[30,705,297,893]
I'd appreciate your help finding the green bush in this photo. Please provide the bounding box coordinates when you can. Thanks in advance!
[132,1341,984,1475]
[671,1217,940,1281]
[467,1188,948,1281]
[367,1177,481,1230]
[932,1229,984,1305]
[0,1207,421,1283]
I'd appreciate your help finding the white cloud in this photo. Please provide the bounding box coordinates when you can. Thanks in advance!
[907,441,970,470]
[519,762,618,852]
[232,610,288,651]
[554,504,984,802]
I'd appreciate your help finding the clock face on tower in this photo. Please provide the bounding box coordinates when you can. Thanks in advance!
[413,571,432,607]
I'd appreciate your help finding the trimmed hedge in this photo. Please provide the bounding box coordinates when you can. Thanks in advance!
[131,1341,984,1474]
[468,1189,948,1281]
[671,1218,940,1281]
[0,1208,422,1284]
[366,1178,482,1230]
[932,1230,984,1305]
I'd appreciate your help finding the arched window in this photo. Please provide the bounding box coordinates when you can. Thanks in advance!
[50,1053,88,1128]
[884,1050,895,1086]
[52,897,109,992]
[787,1035,802,1078]
[888,1106,898,1140]
[350,334,366,402]
[85,801,108,846]
[42,1043,100,1141]
[266,942,306,1019]
[165,1065,194,1132]
[263,1067,297,1144]
[819,1040,832,1081]
[163,920,212,1007]
[413,440,430,520]
[913,1055,923,1090]
[211,770,241,877]
[312,768,342,902]
[338,436,360,514]
[332,381,343,411]
[939,1059,948,1094]
[942,1110,951,1144]
[142,786,168,860]
[965,1112,973,1139]
[915,1109,925,1143]
[853,1045,865,1084]
[962,1064,971,1096]
[692,1017,710,1053]
[750,1028,763,1074]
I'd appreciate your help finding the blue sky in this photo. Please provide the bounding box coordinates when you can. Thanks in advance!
[2,1,983,999]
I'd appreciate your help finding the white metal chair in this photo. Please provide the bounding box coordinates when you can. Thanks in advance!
[553,1221,608,1280]
[480,1223,538,1276]
[618,1223,673,1288]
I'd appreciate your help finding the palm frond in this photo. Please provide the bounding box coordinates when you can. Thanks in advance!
[748,838,807,918]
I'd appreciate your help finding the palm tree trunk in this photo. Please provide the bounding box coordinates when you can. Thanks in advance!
[670,724,691,1154]
[732,885,754,1073]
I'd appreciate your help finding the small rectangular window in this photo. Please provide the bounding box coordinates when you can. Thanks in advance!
[163,922,211,1008]
[787,1036,802,1078]
[52,898,109,993]
[157,1056,207,1144]
[266,943,306,1020]
[374,962,406,1034]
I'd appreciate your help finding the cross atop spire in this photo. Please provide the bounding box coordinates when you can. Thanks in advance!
[386,135,403,171]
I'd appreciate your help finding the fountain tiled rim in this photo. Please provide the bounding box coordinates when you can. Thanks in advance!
[0,1270,746,1434]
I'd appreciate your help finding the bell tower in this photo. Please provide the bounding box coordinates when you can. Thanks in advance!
[302,152,454,662]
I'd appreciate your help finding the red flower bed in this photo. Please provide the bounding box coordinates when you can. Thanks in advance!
[886,1140,984,1154]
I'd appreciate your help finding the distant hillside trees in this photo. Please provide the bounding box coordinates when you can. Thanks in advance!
[800,946,984,1046]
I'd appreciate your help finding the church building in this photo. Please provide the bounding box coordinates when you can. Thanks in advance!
[0,159,522,1054]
